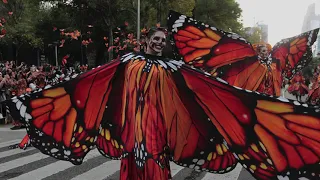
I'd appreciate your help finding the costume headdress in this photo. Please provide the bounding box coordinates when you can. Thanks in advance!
[252,42,272,52]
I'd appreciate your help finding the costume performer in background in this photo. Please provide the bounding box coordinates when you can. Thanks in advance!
[307,73,320,105]
[9,71,46,149]
[169,12,319,97]
[8,71,31,149]
[287,71,309,101]
[4,11,320,180]
[310,65,320,90]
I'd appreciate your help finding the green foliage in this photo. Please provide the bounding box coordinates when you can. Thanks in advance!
[0,0,44,47]
[168,0,195,17]
[241,27,262,44]
[193,0,243,34]
[302,57,320,79]
[0,0,253,65]
[1,0,247,46]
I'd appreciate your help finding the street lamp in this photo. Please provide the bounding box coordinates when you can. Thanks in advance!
[53,41,58,66]
[137,0,140,42]
[48,41,59,66]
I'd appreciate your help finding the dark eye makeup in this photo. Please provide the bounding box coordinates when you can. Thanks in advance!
[152,36,166,43]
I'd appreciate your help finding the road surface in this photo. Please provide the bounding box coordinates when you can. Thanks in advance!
[0,126,255,180]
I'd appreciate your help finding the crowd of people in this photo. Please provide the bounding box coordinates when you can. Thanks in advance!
[1,59,320,129]
[2,10,320,180]
[0,61,89,129]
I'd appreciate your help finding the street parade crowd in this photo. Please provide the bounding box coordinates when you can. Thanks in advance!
[2,10,320,180]
[3,61,320,130]
[0,61,88,128]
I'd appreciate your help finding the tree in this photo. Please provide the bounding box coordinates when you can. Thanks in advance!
[0,0,44,46]
[302,57,320,80]
[242,27,262,44]
[193,0,243,34]
[140,0,195,27]
[0,0,248,66]
[0,0,44,63]
[45,0,137,64]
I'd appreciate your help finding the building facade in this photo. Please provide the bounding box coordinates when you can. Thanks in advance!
[257,23,268,43]
[302,3,320,57]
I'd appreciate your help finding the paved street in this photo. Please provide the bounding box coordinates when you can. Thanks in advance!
[0,126,255,180]
[0,89,302,180]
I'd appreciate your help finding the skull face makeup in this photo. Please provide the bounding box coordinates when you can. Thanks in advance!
[146,31,166,56]
[30,65,36,72]
[258,45,270,59]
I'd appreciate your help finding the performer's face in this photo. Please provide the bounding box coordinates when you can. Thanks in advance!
[146,31,166,55]
[259,46,269,58]
[30,66,36,72]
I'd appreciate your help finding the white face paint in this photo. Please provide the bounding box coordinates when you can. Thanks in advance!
[146,31,166,56]
[258,46,269,59]
[30,66,36,72]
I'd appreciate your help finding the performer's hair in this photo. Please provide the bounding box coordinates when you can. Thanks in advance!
[146,27,167,39]
[142,27,175,58]
[256,44,266,52]
[253,43,272,52]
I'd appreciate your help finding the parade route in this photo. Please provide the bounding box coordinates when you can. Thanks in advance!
[0,127,255,180]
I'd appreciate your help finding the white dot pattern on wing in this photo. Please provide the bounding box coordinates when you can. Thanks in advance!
[273,30,316,80]
[170,14,250,46]
[118,52,320,114]
[120,53,185,72]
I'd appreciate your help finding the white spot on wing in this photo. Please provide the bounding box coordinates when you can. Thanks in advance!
[16,101,22,110]
[277,175,289,180]
[277,96,289,102]
[122,54,135,62]
[51,148,59,153]
[174,19,185,24]
[44,85,52,89]
[25,113,32,122]
[157,60,167,69]
[293,101,301,106]
[20,105,26,117]
[166,62,177,71]
[216,77,228,84]
[172,23,183,29]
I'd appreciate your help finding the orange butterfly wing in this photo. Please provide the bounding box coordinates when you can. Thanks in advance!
[164,68,237,173]
[117,55,237,173]
[179,65,320,179]
[168,11,270,93]
[168,10,256,72]
[8,60,124,164]
[271,28,319,79]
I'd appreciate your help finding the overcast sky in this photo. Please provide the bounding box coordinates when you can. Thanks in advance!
[236,0,320,45]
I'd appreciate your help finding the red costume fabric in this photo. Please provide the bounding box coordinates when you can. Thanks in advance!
[287,72,309,96]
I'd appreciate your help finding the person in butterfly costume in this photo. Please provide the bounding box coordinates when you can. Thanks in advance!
[287,71,309,101]
[307,73,320,105]
[5,11,320,180]
[168,11,319,97]
[309,65,320,90]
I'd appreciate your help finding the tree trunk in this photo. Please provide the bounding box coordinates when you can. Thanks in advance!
[192,0,197,18]
[108,26,113,63]
[37,48,40,66]
[14,44,20,65]
[107,0,113,63]
[157,0,161,23]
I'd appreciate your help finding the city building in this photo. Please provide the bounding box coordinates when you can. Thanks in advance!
[257,23,268,43]
[302,3,320,56]
[243,23,269,44]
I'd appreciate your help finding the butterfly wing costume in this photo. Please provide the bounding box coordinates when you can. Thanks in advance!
[168,11,319,96]
[5,11,320,180]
